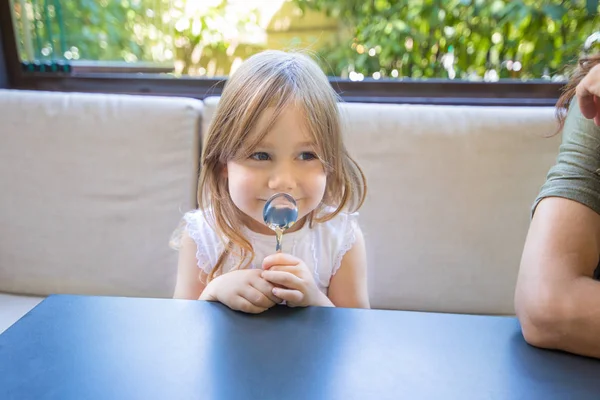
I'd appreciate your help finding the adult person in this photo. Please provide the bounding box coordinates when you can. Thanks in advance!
[515,54,600,358]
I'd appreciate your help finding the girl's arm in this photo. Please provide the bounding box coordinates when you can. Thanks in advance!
[327,228,370,308]
[173,231,207,300]
[174,232,279,313]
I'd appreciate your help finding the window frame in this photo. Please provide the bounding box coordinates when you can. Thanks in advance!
[0,0,564,106]
[0,21,7,88]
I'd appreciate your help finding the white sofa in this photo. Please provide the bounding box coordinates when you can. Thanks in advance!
[0,89,560,333]
[0,90,203,332]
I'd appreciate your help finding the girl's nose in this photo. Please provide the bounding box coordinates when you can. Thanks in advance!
[268,163,297,192]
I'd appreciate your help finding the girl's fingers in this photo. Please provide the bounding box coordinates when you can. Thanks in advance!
[233,296,268,314]
[262,253,300,270]
[241,286,276,309]
[251,278,283,304]
[261,270,302,290]
[264,264,298,274]
[271,288,304,306]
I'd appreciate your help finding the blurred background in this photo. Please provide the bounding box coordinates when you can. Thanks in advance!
[8,0,600,82]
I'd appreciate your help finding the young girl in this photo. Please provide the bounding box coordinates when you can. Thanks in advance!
[171,50,369,313]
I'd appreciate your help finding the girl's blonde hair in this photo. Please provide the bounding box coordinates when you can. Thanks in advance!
[198,50,366,282]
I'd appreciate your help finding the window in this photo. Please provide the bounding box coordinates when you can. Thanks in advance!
[3,0,598,105]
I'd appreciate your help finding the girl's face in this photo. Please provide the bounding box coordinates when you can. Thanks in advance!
[224,105,327,235]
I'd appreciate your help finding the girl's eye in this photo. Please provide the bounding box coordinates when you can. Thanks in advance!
[299,152,318,161]
[250,152,270,161]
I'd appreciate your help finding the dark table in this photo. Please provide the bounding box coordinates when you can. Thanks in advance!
[1,295,599,400]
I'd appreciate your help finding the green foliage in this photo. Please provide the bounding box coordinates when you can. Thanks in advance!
[294,0,600,80]
[11,0,262,75]
[10,0,600,79]
[12,0,157,61]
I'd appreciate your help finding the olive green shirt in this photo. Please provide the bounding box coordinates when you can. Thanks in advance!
[533,101,600,279]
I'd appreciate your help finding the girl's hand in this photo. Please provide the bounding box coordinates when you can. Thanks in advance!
[577,63,600,126]
[261,253,334,308]
[200,269,282,314]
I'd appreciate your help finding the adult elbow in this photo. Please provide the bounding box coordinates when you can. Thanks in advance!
[516,289,569,350]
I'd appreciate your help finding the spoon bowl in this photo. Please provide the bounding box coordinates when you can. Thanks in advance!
[263,193,298,252]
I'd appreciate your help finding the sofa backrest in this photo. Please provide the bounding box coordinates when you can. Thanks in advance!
[0,90,203,298]
[203,97,561,314]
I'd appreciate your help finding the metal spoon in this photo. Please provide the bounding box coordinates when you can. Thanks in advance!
[263,193,298,252]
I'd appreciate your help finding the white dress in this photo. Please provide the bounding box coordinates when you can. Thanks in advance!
[179,208,360,294]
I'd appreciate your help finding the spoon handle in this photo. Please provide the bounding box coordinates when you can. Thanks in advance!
[275,230,283,253]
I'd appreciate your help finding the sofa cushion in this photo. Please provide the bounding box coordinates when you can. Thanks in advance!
[340,103,560,314]
[0,90,203,298]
